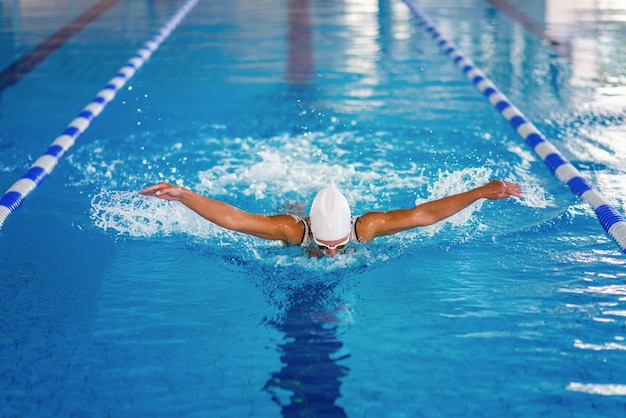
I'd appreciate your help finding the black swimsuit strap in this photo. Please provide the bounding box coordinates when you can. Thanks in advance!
[352,216,360,242]
[300,217,310,245]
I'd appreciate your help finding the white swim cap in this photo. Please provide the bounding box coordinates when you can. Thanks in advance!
[309,186,352,241]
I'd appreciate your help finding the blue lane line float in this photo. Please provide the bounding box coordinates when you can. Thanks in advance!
[402,0,626,254]
[0,0,199,228]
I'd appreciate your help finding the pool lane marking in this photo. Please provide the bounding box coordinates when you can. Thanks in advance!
[402,0,626,254]
[0,0,121,93]
[0,0,199,228]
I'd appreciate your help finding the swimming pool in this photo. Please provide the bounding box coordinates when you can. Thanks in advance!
[2,0,626,416]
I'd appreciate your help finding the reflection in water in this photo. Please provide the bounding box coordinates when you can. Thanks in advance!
[287,0,314,85]
[264,280,352,417]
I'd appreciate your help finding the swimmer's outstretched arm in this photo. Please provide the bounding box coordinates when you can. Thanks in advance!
[139,182,305,244]
[356,180,522,242]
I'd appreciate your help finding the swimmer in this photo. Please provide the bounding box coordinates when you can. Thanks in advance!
[139,180,522,257]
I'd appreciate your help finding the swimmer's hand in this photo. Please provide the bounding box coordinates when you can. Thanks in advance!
[479,180,523,200]
[138,182,185,201]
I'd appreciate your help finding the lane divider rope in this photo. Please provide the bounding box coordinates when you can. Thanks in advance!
[402,0,626,254]
[0,0,199,228]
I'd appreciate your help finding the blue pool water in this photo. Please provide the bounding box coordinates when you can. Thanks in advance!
[2,0,626,416]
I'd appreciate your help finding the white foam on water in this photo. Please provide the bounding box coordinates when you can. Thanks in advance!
[193,131,429,206]
[567,382,626,396]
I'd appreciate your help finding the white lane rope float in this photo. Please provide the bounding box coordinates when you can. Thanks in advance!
[402,0,626,254]
[0,0,199,228]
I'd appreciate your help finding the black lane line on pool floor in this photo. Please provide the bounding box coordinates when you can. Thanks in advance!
[485,0,572,58]
[0,0,121,93]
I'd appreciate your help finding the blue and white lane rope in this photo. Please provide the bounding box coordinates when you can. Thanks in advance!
[0,0,198,229]
[402,0,626,254]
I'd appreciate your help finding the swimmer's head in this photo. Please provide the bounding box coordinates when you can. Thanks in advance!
[309,186,352,241]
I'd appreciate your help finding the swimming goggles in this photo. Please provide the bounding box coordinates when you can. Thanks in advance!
[313,235,350,251]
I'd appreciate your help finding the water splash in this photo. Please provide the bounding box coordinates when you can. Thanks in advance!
[567,382,626,396]
[90,190,218,238]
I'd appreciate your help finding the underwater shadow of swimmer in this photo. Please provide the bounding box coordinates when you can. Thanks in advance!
[262,276,354,417]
